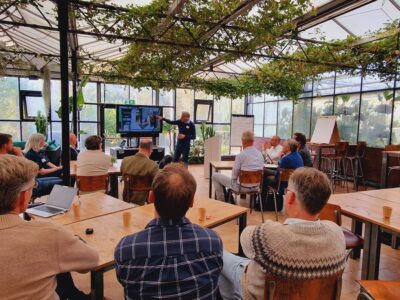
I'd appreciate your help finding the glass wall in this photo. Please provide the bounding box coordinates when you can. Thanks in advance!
[247,71,400,148]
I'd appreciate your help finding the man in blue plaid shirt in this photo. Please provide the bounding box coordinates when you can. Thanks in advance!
[115,163,223,299]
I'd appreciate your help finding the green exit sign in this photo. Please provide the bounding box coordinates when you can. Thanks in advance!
[125,100,135,105]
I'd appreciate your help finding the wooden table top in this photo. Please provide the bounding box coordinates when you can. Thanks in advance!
[328,192,400,233]
[65,197,248,269]
[35,192,134,225]
[360,188,400,205]
[70,160,121,177]
[382,150,400,155]
[307,143,335,148]
[210,160,278,170]
[358,280,400,299]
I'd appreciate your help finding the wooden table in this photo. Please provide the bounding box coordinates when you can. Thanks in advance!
[70,160,122,198]
[361,188,400,205]
[208,160,278,198]
[380,151,400,188]
[66,198,248,300]
[358,280,400,299]
[329,192,400,280]
[307,143,335,170]
[34,192,134,225]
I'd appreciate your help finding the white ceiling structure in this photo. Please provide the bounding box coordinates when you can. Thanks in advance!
[0,0,399,81]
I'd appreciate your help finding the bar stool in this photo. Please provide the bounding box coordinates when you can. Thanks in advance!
[321,141,349,193]
[346,141,367,191]
[385,145,400,185]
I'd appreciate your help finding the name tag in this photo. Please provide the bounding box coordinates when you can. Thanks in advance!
[41,158,47,163]
[186,125,189,129]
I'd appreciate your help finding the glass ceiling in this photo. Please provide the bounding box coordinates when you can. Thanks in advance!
[0,0,399,80]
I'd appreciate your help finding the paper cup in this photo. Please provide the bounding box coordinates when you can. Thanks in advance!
[198,208,206,222]
[72,202,80,218]
[122,211,132,227]
[382,206,392,219]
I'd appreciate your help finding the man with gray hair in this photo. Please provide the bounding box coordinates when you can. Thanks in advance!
[262,138,304,210]
[219,167,346,300]
[0,155,99,299]
[212,131,264,201]
[121,138,159,205]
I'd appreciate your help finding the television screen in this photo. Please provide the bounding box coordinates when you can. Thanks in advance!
[116,105,163,136]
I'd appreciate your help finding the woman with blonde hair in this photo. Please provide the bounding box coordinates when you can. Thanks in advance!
[24,133,62,178]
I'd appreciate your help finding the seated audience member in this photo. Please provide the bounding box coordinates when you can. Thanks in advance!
[263,135,282,164]
[69,132,80,161]
[0,133,23,156]
[121,138,159,205]
[115,163,223,299]
[24,133,62,178]
[219,167,347,300]
[0,155,99,300]
[212,131,264,201]
[77,135,112,176]
[293,132,313,167]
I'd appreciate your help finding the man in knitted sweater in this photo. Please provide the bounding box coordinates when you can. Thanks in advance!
[219,167,347,300]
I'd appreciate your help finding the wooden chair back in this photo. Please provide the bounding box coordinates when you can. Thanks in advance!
[123,175,153,192]
[278,168,295,183]
[385,144,400,151]
[319,203,342,226]
[76,175,109,193]
[239,170,263,186]
[264,271,343,300]
[335,142,349,156]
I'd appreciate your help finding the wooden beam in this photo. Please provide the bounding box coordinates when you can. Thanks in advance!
[152,0,189,37]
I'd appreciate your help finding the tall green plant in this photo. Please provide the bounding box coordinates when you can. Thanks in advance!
[34,111,48,140]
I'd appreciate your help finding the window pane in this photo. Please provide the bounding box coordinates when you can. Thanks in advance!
[162,108,174,122]
[277,101,293,139]
[358,91,393,148]
[314,72,335,96]
[20,78,43,91]
[335,73,361,94]
[21,122,38,141]
[51,80,61,121]
[0,77,19,120]
[104,84,130,104]
[50,122,61,145]
[26,96,46,118]
[195,90,213,100]
[79,123,98,150]
[265,94,280,102]
[293,99,311,138]
[311,96,334,135]
[196,104,212,122]
[214,97,231,123]
[0,121,20,141]
[334,94,360,143]
[231,98,245,114]
[264,125,276,137]
[80,104,98,121]
[254,125,263,137]
[213,124,230,155]
[362,74,393,92]
[392,91,400,144]
[159,89,174,106]
[136,88,153,105]
[251,95,264,103]
[264,101,277,137]
[253,103,264,124]
[176,89,194,118]
[82,82,98,103]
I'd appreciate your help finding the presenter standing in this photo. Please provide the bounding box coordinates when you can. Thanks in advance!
[157,112,196,164]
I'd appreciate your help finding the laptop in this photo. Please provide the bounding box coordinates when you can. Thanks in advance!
[26,185,78,218]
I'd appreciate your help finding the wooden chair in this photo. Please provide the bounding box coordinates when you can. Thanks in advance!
[264,271,343,300]
[266,168,295,221]
[384,145,400,181]
[346,141,367,191]
[227,170,264,222]
[319,203,364,256]
[357,280,400,300]
[76,175,109,194]
[123,175,153,204]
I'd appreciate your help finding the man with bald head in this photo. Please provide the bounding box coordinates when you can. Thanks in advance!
[69,132,80,161]
[115,163,223,299]
[121,138,159,205]
[263,135,282,164]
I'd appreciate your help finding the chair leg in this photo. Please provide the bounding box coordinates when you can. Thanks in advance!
[258,193,265,223]
[341,158,349,192]
[357,157,366,190]
[272,191,278,221]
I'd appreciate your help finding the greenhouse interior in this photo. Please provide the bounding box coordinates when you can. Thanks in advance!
[0,1,400,300]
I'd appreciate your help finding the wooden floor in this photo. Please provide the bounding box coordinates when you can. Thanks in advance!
[73,164,400,299]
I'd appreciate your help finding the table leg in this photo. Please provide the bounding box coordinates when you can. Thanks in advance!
[109,174,119,198]
[209,163,213,198]
[90,270,104,300]
[361,223,381,280]
[380,153,388,189]
[238,212,247,257]
[351,220,363,259]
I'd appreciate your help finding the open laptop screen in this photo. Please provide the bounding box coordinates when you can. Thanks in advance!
[46,185,78,210]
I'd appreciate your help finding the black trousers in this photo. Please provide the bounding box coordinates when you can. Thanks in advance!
[56,273,89,300]
[173,141,190,164]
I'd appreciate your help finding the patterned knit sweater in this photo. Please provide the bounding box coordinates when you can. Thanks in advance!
[240,220,346,300]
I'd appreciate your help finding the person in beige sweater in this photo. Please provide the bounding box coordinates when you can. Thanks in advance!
[218,167,347,300]
[0,155,99,300]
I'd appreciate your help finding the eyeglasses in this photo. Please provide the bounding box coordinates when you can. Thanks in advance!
[284,188,294,195]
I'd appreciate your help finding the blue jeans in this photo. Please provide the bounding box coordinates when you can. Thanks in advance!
[219,250,250,300]
[33,177,63,197]
[173,141,190,164]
